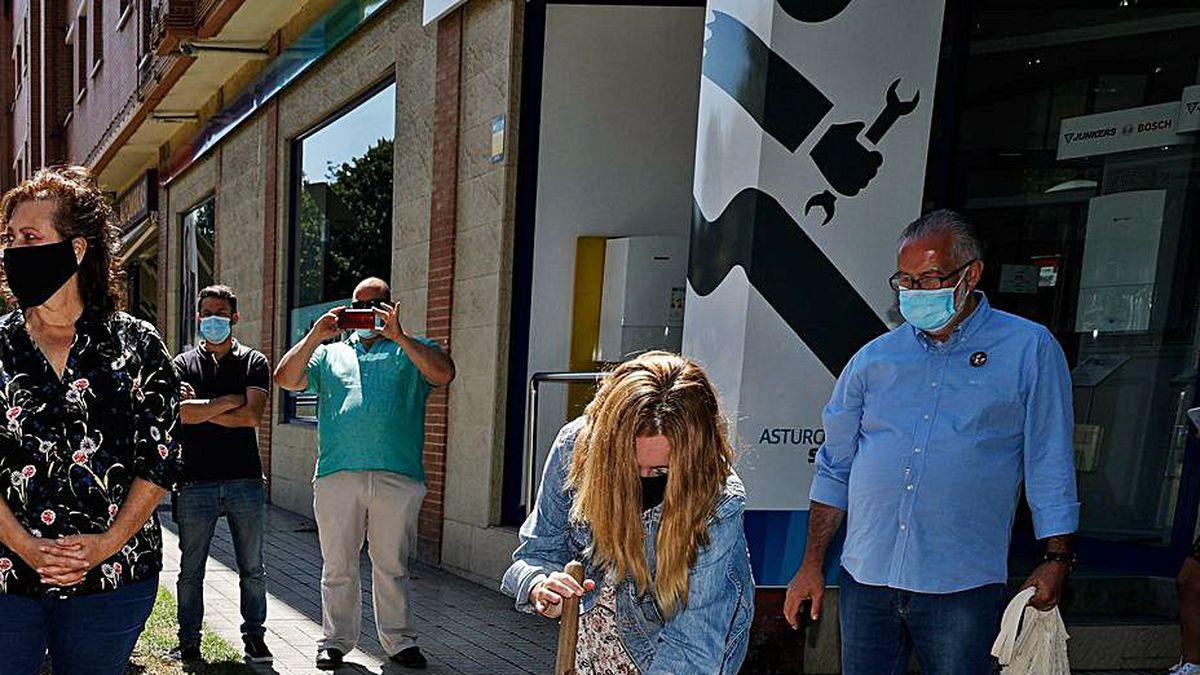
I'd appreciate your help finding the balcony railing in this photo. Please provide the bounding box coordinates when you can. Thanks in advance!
[149,0,243,55]
[149,0,197,54]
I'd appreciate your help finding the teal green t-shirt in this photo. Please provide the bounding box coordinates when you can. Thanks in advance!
[306,334,439,481]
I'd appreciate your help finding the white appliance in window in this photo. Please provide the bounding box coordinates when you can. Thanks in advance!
[597,236,688,362]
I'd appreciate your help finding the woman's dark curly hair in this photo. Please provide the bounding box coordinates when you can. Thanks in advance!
[0,165,125,315]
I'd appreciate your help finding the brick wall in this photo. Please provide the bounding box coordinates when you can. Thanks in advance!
[417,8,464,566]
[65,0,146,171]
[1,3,16,189]
[260,99,279,489]
[438,0,525,584]
[40,0,70,165]
[7,0,146,177]
[14,0,38,175]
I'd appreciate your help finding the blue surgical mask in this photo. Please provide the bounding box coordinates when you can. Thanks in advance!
[898,273,967,333]
[355,328,380,340]
[198,316,232,344]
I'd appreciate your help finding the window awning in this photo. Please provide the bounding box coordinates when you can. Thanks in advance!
[116,215,159,267]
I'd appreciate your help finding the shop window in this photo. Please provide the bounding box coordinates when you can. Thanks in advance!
[139,0,151,57]
[926,3,1200,558]
[180,197,215,350]
[75,12,87,98]
[92,0,104,73]
[13,40,22,99]
[286,80,396,422]
[127,248,159,325]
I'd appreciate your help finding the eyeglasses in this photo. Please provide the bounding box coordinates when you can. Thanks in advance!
[350,299,388,310]
[888,260,976,292]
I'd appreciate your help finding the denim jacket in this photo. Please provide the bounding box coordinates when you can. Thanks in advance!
[501,418,754,674]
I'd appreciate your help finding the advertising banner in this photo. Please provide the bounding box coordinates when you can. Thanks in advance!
[1058,102,1192,160]
[682,0,946,586]
[1181,84,1200,134]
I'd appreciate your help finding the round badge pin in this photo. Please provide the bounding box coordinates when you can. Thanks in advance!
[970,351,988,368]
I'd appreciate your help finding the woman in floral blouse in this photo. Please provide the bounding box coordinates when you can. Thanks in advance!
[0,166,180,675]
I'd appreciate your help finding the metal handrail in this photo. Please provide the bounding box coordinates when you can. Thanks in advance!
[524,371,606,514]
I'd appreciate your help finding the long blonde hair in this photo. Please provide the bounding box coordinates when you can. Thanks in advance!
[566,351,733,616]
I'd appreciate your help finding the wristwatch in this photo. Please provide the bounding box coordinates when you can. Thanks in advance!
[1042,551,1076,573]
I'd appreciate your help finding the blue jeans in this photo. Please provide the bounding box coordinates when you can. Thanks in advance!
[176,479,267,643]
[0,577,158,675]
[839,568,1005,675]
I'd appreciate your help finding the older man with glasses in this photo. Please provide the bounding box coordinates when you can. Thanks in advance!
[783,210,1079,674]
[274,277,456,671]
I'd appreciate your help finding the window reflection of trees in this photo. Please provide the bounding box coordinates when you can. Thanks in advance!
[296,137,394,306]
[181,198,215,349]
[194,201,214,292]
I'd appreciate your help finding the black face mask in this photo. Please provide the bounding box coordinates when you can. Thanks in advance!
[2,240,80,308]
[641,474,669,512]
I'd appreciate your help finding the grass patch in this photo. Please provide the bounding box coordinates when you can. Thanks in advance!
[125,587,257,675]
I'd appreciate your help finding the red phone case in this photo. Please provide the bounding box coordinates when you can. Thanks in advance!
[338,309,377,330]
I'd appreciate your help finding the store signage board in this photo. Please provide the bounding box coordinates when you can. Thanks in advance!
[1058,102,1192,160]
[1181,85,1200,133]
[424,0,467,25]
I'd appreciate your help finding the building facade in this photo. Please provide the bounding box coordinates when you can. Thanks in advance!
[2,0,523,583]
[4,0,1200,671]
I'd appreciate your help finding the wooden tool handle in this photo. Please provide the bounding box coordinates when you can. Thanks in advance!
[554,560,586,675]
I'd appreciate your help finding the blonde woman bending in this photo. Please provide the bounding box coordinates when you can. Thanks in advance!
[502,352,754,674]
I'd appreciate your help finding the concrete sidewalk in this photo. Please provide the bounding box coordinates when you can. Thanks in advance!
[156,505,1168,675]
[157,505,556,674]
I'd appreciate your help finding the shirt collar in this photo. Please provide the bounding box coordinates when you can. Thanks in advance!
[349,332,389,354]
[911,292,992,351]
[198,338,242,359]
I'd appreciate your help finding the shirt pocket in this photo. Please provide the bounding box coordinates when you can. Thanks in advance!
[944,375,1023,438]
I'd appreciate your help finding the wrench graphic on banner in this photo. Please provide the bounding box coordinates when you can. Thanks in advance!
[806,79,920,225]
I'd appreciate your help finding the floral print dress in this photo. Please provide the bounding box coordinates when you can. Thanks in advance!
[577,581,640,674]
[575,506,663,675]
[0,310,180,598]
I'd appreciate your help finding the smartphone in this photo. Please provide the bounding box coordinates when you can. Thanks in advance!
[337,309,379,330]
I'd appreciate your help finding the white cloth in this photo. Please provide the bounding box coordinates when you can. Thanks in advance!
[990,587,1071,674]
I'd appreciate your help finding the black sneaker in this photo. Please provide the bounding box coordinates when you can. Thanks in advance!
[243,635,273,663]
[316,647,345,670]
[389,646,428,669]
[167,642,202,662]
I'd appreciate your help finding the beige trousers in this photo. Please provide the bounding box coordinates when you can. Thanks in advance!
[313,470,426,655]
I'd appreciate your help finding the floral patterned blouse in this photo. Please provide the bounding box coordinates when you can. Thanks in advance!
[577,582,640,674]
[0,310,181,598]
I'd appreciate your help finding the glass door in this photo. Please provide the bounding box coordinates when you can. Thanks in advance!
[927,1,1200,576]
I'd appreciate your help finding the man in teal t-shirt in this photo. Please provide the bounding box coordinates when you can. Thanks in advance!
[274,277,455,671]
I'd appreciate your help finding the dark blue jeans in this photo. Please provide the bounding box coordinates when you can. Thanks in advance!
[0,577,158,675]
[176,479,267,644]
[839,568,1005,675]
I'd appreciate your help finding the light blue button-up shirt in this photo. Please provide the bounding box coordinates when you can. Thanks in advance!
[810,293,1079,594]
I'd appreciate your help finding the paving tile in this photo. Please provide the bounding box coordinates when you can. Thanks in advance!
[157,505,556,675]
